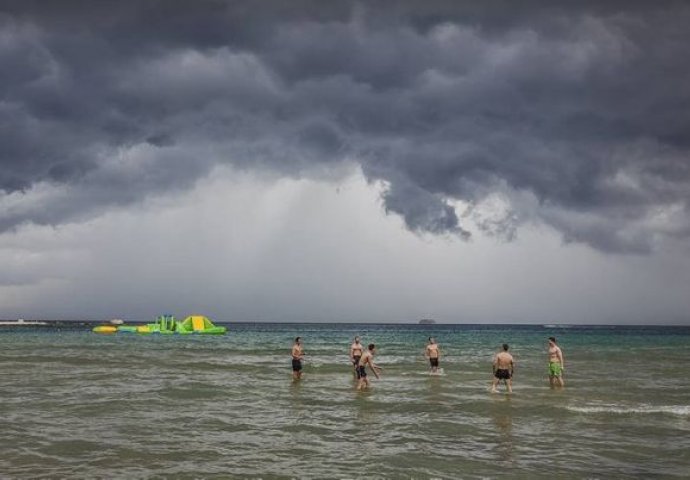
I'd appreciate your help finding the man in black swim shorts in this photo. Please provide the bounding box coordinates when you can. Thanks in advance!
[291,337,304,381]
[491,343,514,393]
[425,337,441,374]
[350,336,363,377]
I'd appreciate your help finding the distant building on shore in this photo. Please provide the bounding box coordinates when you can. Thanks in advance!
[0,318,49,326]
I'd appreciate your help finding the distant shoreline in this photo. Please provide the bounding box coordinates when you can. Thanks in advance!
[0,320,50,326]
[1,320,689,328]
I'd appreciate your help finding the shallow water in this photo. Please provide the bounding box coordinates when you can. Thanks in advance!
[1,323,689,479]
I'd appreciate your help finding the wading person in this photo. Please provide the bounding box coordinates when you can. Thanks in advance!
[548,337,565,388]
[491,343,514,394]
[350,336,363,377]
[425,337,441,374]
[356,343,381,391]
[292,337,304,381]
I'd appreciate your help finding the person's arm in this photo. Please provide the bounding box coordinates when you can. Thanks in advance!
[424,345,430,359]
[492,354,497,374]
[349,345,354,362]
[510,358,514,376]
[369,359,381,379]
[558,349,564,369]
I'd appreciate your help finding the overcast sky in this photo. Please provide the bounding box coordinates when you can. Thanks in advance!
[1,1,689,323]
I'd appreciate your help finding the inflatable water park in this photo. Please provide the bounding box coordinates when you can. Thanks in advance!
[93,315,226,335]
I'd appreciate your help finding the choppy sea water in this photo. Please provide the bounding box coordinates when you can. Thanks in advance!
[1,323,689,479]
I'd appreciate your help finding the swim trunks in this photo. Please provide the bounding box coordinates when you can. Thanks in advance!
[548,361,562,376]
[352,355,361,366]
[356,365,367,379]
[494,369,511,380]
[429,358,439,368]
[292,358,302,372]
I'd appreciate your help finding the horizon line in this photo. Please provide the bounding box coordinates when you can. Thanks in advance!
[2,319,689,327]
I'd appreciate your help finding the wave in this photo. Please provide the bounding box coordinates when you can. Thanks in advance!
[400,369,448,376]
[566,404,690,416]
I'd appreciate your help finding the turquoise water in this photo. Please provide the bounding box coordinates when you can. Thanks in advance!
[1,323,689,479]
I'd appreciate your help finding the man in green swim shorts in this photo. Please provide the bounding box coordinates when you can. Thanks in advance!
[548,337,565,388]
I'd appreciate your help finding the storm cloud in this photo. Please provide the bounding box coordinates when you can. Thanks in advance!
[2,1,690,252]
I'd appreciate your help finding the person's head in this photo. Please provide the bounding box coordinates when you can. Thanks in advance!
[429,337,435,344]
[502,343,509,351]
[354,336,360,343]
[368,343,376,352]
[295,336,301,344]
[548,336,556,346]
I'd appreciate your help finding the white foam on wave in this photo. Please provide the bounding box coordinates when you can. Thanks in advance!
[410,369,447,376]
[376,355,411,364]
[566,404,690,416]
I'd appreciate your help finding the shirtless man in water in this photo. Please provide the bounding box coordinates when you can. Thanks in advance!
[548,337,565,388]
[350,336,364,377]
[291,337,304,381]
[491,344,514,393]
[425,337,441,374]
[356,344,381,391]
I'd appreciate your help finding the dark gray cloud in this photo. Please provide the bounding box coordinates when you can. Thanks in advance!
[1,1,690,252]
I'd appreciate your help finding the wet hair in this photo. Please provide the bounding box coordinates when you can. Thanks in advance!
[354,336,360,341]
[548,336,556,343]
[502,343,509,351]
[295,337,301,343]
[368,343,375,351]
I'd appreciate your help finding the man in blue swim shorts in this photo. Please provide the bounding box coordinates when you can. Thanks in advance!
[356,344,381,391]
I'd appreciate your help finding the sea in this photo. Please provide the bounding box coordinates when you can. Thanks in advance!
[1,322,689,479]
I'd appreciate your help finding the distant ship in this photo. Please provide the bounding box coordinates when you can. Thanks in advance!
[418,318,436,325]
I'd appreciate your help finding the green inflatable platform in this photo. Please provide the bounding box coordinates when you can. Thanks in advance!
[92,315,227,335]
